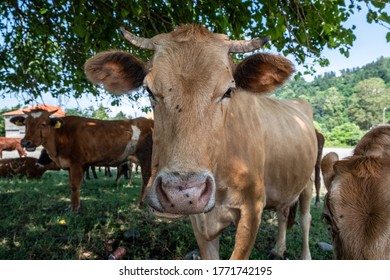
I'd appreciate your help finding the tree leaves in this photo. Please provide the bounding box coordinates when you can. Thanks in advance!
[0,0,389,103]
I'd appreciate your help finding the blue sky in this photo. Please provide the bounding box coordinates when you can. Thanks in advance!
[297,6,390,81]
[1,7,389,116]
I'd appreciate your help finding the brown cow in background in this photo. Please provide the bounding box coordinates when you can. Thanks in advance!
[11,110,153,212]
[321,125,390,259]
[0,137,27,158]
[0,157,59,179]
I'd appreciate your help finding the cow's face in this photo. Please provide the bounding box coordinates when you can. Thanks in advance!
[10,110,62,151]
[85,25,294,216]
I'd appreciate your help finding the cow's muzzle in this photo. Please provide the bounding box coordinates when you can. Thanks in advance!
[21,139,37,152]
[147,170,216,216]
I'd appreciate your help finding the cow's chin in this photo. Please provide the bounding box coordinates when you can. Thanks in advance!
[149,207,185,220]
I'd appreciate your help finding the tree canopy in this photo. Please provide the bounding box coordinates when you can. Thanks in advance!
[0,0,389,105]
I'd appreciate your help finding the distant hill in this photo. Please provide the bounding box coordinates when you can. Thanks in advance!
[274,57,390,146]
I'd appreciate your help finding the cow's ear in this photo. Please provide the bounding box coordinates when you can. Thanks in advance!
[321,152,339,192]
[10,116,26,126]
[49,118,64,129]
[233,53,294,94]
[84,50,147,95]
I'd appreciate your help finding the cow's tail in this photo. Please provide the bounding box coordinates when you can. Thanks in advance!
[287,201,298,229]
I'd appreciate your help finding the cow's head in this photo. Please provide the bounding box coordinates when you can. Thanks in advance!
[322,153,390,259]
[36,148,52,168]
[85,25,294,216]
[10,109,63,152]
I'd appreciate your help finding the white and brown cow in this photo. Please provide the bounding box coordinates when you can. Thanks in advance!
[85,25,317,259]
[11,110,153,212]
[321,125,390,259]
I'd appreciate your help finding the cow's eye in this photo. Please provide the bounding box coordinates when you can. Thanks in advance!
[222,88,233,99]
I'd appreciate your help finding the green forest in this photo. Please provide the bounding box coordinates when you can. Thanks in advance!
[274,56,390,146]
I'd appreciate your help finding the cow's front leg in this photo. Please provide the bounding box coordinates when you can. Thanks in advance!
[270,207,289,259]
[298,180,313,260]
[68,165,84,212]
[190,216,220,259]
[190,207,234,260]
[230,200,264,260]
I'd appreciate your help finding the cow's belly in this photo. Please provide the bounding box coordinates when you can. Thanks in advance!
[264,157,316,209]
[56,157,71,169]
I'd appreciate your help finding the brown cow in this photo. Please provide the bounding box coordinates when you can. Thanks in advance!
[10,111,153,211]
[0,156,59,179]
[85,25,317,260]
[321,125,390,259]
[0,137,27,158]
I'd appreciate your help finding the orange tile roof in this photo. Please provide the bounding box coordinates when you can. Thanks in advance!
[2,104,66,117]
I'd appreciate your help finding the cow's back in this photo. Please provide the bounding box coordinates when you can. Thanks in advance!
[0,137,21,150]
[51,116,140,167]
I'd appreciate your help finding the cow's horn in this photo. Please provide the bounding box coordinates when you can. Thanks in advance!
[48,109,58,115]
[228,36,271,53]
[120,27,155,50]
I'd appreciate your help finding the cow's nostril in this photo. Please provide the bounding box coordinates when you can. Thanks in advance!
[21,140,31,148]
[155,176,171,208]
[199,176,213,203]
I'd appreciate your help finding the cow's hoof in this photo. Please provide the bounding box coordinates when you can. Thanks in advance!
[268,250,285,260]
[185,250,200,260]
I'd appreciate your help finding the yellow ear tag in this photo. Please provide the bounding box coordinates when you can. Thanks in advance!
[54,121,62,129]
[15,120,23,126]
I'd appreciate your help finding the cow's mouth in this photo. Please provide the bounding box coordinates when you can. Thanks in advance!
[149,207,184,219]
[21,140,37,152]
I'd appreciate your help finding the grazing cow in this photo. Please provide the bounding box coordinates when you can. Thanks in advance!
[84,25,317,260]
[0,137,27,158]
[314,130,325,208]
[11,111,153,211]
[321,126,390,259]
[115,155,141,185]
[353,125,390,158]
[0,156,59,179]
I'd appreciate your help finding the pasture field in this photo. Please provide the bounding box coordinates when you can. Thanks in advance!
[0,169,333,260]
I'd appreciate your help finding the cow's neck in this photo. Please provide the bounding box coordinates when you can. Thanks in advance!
[41,128,58,159]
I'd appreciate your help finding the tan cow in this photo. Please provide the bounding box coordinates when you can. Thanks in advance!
[0,137,27,158]
[11,110,153,212]
[321,125,390,259]
[85,25,317,259]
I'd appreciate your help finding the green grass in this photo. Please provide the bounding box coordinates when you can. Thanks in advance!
[0,170,332,260]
